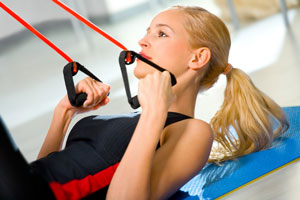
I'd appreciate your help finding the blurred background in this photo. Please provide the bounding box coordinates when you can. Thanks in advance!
[0,0,300,199]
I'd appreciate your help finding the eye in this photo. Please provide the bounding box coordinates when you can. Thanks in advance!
[158,31,167,37]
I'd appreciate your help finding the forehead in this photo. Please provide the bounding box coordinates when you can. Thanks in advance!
[150,9,186,29]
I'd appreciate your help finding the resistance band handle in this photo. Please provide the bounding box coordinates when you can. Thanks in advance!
[119,51,177,109]
[119,52,137,109]
[63,62,102,107]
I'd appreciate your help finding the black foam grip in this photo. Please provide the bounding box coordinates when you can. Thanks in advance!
[63,61,102,107]
[74,93,87,107]
[129,96,140,109]
[63,62,79,106]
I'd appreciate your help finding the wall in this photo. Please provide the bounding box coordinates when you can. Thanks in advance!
[0,0,148,40]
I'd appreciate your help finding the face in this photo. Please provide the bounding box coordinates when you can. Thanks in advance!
[134,9,193,79]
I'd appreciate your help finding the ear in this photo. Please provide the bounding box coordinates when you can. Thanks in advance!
[188,47,211,70]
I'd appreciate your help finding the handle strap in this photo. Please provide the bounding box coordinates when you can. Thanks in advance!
[63,62,102,107]
[119,51,177,109]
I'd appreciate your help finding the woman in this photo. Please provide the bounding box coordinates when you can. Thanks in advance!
[0,5,288,200]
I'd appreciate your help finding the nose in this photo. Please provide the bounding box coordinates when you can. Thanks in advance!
[138,36,150,49]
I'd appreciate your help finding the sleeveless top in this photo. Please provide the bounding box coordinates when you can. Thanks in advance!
[30,111,192,200]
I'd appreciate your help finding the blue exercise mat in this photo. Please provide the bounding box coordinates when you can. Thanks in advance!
[170,106,300,200]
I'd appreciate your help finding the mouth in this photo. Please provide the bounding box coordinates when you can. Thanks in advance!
[138,52,152,60]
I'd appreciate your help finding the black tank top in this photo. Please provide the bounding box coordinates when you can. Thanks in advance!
[30,111,192,200]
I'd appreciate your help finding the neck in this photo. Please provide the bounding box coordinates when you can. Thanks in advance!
[168,77,199,118]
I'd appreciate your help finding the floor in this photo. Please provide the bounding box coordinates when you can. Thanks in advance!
[0,0,299,199]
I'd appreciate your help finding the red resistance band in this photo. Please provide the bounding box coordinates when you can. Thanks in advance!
[52,0,132,63]
[0,2,73,62]
[0,2,103,108]
[52,0,128,51]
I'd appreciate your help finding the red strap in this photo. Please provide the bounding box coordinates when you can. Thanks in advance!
[0,2,73,62]
[52,0,128,51]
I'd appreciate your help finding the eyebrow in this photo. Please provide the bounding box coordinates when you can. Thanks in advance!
[146,24,175,33]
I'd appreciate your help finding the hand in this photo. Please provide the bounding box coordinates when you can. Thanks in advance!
[59,77,110,115]
[138,71,175,112]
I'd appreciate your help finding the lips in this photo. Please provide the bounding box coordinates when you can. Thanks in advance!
[139,52,152,60]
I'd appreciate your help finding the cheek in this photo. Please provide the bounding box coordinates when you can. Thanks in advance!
[155,41,190,67]
[155,50,189,76]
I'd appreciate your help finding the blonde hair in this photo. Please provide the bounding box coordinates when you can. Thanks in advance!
[174,6,289,163]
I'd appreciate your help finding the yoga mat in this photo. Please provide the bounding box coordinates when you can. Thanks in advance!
[170,106,300,200]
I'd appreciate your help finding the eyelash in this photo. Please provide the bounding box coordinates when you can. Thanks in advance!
[144,30,168,38]
[158,31,167,37]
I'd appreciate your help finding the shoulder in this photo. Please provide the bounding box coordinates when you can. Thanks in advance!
[165,118,214,145]
[174,118,214,169]
[183,118,214,143]
[150,119,214,199]
[165,118,214,155]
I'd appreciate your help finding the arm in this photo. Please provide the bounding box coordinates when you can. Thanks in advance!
[106,71,174,199]
[37,100,74,159]
[37,78,110,159]
[107,71,213,199]
[107,113,213,200]
[149,119,213,199]
[107,107,167,199]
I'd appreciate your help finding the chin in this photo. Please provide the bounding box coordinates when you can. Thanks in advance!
[133,67,143,79]
[134,63,155,79]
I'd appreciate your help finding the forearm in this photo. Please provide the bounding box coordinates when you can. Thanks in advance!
[37,104,74,159]
[106,109,167,200]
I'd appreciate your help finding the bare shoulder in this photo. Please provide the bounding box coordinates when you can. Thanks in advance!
[163,118,214,147]
[150,119,214,199]
[183,118,214,143]
[163,117,214,156]
[186,118,213,132]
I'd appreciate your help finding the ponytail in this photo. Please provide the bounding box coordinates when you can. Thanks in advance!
[172,5,289,163]
[209,68,289,163]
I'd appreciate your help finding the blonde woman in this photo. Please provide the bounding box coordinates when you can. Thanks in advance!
[0,6,288,200]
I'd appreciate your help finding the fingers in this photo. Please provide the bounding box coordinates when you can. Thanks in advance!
[161,71,171,86]
[91,97,110,111]
[144,71,171,87]
[138,70,174,111]
[75,77,110,108]
[143,70,170,82]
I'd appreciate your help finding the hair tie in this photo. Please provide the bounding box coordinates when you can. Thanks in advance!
[223,64,233,75]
